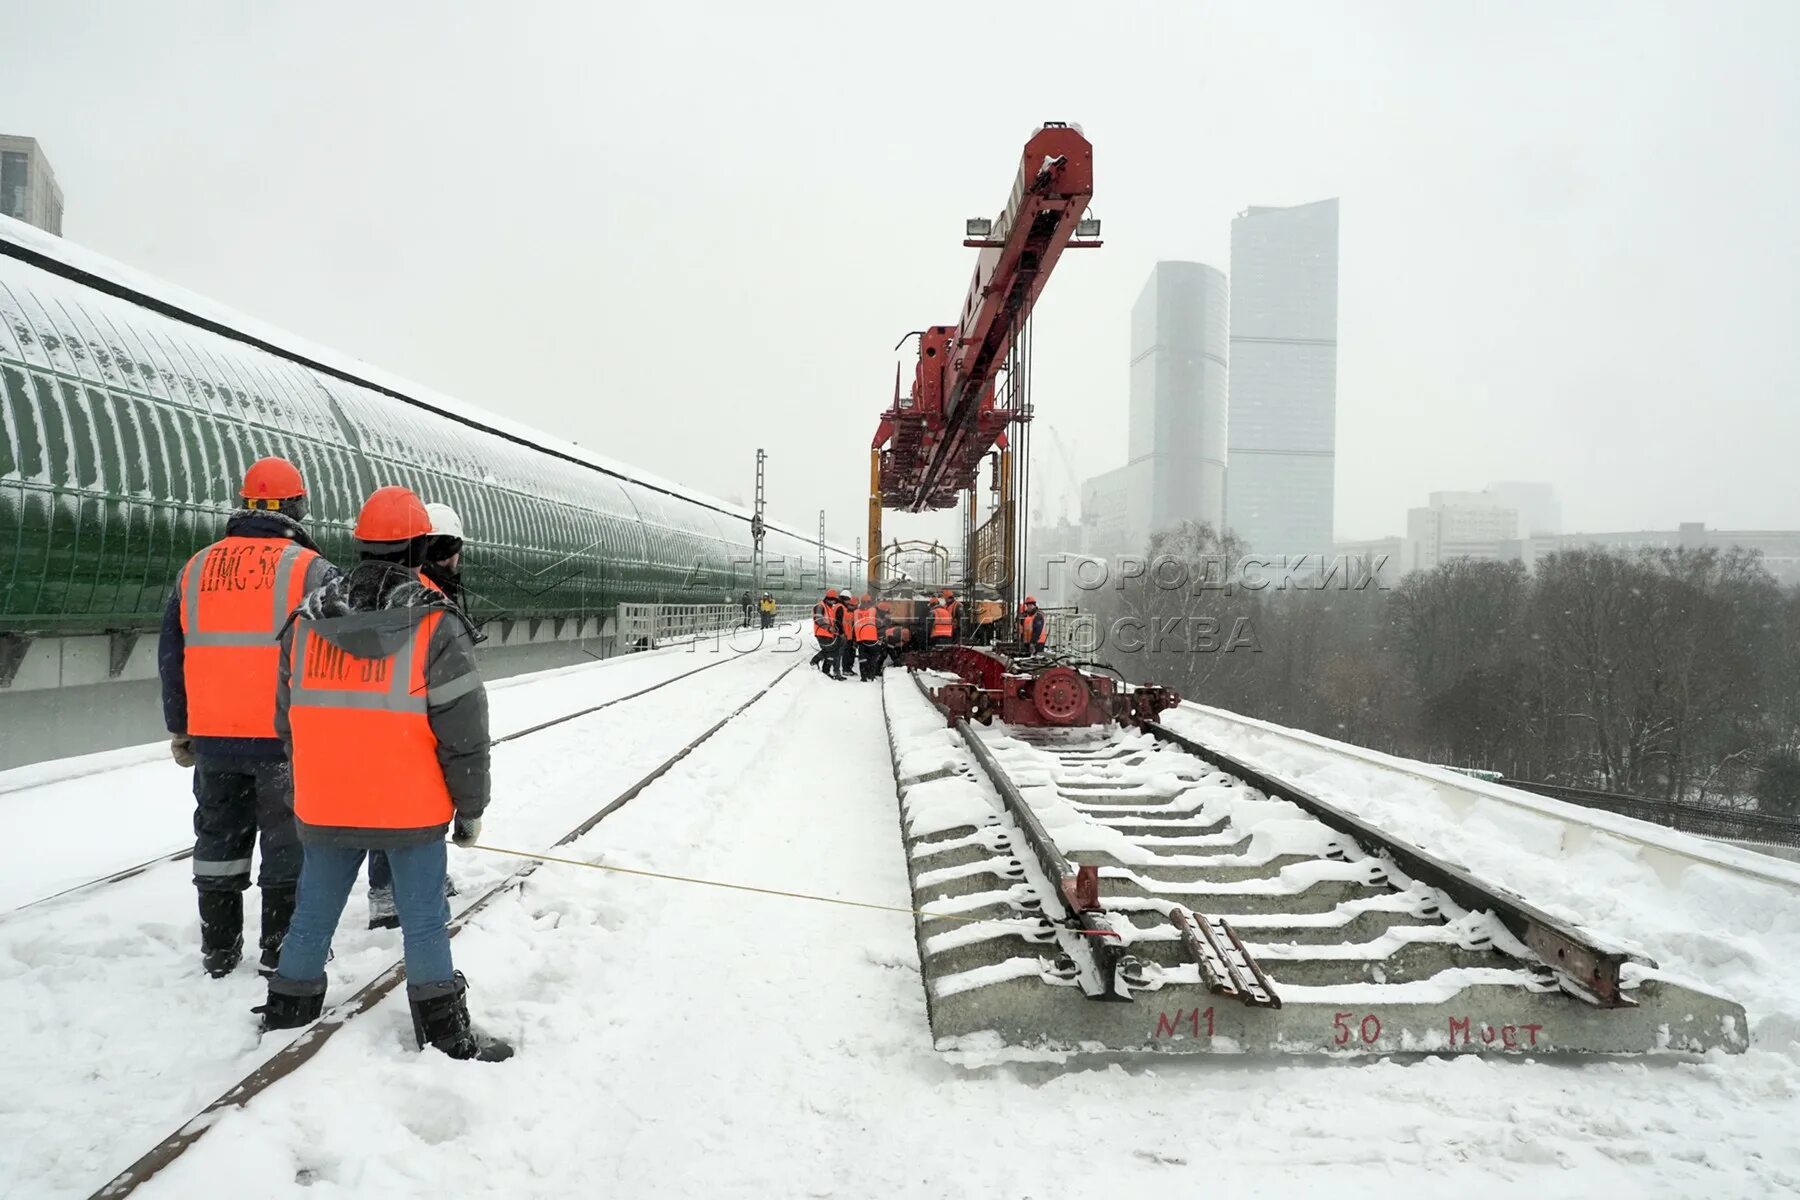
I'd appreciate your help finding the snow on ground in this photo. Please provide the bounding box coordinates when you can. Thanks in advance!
[54,669,1797,1199]
[0,633,803,1200]
[0,628,794,911]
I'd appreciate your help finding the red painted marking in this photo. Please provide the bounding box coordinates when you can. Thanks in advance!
[1152,1007,1215,1040]
[1448,1017,1544,1051]
[1360,1014,1382,1045]
[1333,1011,1355,1046]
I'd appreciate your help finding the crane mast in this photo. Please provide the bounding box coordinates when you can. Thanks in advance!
[869,123,1098,595]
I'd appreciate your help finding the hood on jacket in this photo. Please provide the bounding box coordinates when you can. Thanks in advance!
[295,560,444,660]
[224,508,323,553]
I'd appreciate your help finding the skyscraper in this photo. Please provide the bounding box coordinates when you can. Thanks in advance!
[0,136,64,236]
[1225,198,1338,556]
[1126,261,1229,547]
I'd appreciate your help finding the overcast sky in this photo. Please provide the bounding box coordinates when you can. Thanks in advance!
[4,1,1797,546]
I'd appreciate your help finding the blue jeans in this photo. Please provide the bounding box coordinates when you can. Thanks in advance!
[276,841,456,988]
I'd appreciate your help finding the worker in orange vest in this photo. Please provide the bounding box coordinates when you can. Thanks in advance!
[1018,595,1049,651]
[882,611,911,666]
[368,500,469,930]
[929,593,956,647]
[852,594,882,680]
[158,456,340,978]
[255,486,510,1062]
[832,588,857,678]
[812,588,846,678]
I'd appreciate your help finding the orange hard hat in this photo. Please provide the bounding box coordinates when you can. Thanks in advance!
[1024,595,1038,605]
[241,456,305,501]
[877,601,891,612]
[353,485,432,542]
[826,588,838,599]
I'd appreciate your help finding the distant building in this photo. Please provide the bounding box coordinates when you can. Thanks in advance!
[1527,524,1800,585]
[1333,536,1405,589]
[1225,198,1339,558]
[1026,517,1086,608]
[1485,481,1562,536]
[1128,261,1230,540]
[1404,491,1521,573]
[0,136,64,235]
[1080,465,1132,559]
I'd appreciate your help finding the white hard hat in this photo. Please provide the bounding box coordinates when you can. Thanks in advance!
[424,502,465,540]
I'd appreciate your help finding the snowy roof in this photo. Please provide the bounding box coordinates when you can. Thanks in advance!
[0,214,849,552]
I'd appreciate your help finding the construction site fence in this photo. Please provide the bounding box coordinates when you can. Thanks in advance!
[616,603,808,651]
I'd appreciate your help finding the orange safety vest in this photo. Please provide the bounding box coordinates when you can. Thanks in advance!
[831,600,852,636]
[1019,609,1047,646]
[179,536,321,739]
[418,570,445,593]
[285,610,455,831]
[930,602,954,639]
[813,601,837,639]
[884,623,910,647]
[853,605,879,643]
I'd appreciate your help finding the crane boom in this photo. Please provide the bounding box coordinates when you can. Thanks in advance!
[872,123,1097,514]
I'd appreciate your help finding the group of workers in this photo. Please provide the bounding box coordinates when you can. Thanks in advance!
[810,586,1049,680]
[158,456,512,1063]
[811,588,909,681]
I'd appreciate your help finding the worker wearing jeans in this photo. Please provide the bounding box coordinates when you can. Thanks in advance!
[283,842,455,984]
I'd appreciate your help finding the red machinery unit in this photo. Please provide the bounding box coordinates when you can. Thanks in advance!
[871,123,1098,513]
[917,646,1180,729]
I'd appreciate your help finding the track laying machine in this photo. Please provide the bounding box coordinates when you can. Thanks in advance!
[866,122,1178,728]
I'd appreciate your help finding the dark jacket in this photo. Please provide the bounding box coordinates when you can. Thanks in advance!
[274,560,491,849]
[421,560,465,608]
[158,511,339,761]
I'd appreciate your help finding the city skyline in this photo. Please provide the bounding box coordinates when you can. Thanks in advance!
[1224,198,1339,557]
[1127,260,1229,544]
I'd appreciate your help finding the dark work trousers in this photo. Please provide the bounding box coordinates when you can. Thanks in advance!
[837,635,857,676]
[191,756,302,893]
[857,641,884,680]
[811,635,841,674]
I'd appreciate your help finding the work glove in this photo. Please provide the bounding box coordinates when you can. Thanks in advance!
[452,816,482,848]
[170,735,196,768]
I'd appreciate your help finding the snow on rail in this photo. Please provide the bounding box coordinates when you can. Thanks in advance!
[886,672,1748,1057]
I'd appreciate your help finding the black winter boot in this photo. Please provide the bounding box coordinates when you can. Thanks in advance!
[257,885,298,976]
[198,890,244,978]
[409,973,514,1062]
[253,977,326,1031]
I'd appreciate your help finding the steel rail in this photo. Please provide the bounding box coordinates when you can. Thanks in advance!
[1145,721,1646,1007]
[3,646,756,921]
[90,657,803,1199]
[906,673,1128,996]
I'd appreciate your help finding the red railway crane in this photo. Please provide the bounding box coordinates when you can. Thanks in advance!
[868,123,1100,588]
[867,122,1179,729]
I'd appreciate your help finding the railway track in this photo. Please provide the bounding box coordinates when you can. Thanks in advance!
[1175,701,1800,892]
[91,657,804,1198]
[886,670,1749,1057]
[3,647,758,920]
